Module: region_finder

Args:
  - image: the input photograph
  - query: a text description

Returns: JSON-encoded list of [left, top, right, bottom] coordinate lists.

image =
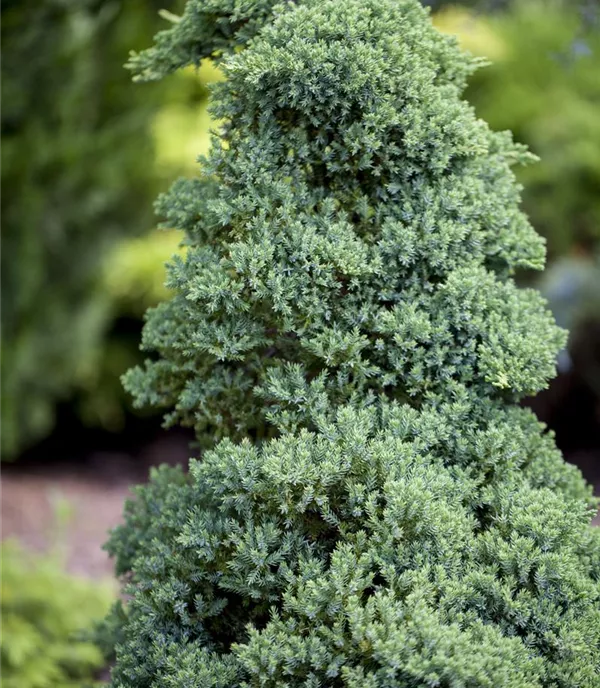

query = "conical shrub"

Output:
[[107, 1, 600, 685]]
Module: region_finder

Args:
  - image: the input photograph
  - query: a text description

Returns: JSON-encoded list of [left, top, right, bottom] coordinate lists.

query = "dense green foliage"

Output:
[[109, 403, 600, 686], [124, 0, 562, 445], [108, 0, 600, 685], [0, 0, 176, 458], [1, 541, 113, 688]]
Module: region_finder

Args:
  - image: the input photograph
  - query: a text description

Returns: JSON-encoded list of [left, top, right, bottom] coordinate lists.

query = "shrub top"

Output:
[[125, 0, 564, 447]]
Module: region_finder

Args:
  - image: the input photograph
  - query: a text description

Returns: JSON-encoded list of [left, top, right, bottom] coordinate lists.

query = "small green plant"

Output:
[[106, 0, 600, 685], [1, 541, 113, 688]]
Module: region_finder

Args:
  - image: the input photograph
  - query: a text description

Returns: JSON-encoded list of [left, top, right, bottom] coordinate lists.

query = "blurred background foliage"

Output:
[[0, 495, 114, 688], [79, 60, 221, 437], [1, 0, 165, 458], [1, 542, 111, 688], [1, 0, 598, 461], [0, 1, 217, 459]]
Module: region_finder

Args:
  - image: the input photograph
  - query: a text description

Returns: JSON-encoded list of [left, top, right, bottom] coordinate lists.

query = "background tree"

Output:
[[1, 0, 178, 458]]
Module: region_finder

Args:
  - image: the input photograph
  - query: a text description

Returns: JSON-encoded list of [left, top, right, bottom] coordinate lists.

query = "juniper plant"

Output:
[[107, 1, 600, 685]]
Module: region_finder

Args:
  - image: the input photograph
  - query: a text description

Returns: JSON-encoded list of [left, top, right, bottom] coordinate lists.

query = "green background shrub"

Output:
[[0, 1, 222, 458], [1, 0, 164, 457], [82, 61, 222, 434], [1, 541, 113, 688]]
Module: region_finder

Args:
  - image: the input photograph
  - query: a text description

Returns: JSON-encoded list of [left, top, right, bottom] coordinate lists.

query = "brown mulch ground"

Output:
[[1, 431, 190, 579]]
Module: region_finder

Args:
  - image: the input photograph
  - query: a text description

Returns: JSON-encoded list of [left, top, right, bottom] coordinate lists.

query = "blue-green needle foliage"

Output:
[[109, 0, 600, 685], [108, 403, 600, 686], [125, 0, 563, 445]]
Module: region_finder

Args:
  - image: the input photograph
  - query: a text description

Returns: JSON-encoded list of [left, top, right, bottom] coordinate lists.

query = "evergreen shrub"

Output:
[[107, 0, 600, 685]]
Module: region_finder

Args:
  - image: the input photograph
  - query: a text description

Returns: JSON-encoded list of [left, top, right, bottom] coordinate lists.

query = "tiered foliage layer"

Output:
[[108, 1, 600, 685]]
